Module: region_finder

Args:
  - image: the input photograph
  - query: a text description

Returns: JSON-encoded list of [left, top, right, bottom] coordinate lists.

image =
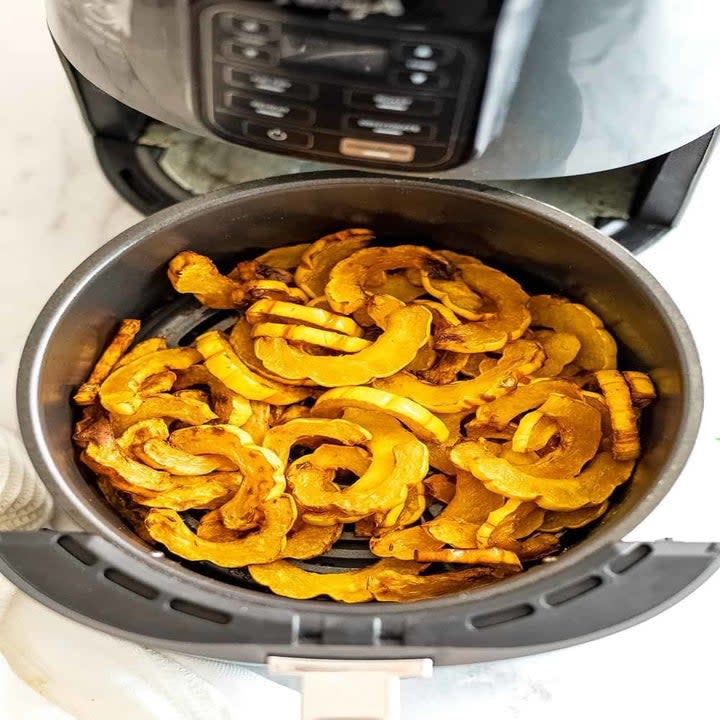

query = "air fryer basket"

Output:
[[3, 174, 718, 671]]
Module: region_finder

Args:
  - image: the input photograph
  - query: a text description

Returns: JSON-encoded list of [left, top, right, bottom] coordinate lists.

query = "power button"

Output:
[[243, 122, 313, 148]]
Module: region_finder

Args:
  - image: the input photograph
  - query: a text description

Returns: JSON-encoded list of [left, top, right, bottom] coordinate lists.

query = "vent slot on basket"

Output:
[[169, 598, 231, 625], [470, 603, 534, 629], [545, 575, 602, 606], [609, 544, 652, 575], [57, 535, 97, 566], [104, 568, 159, 600]]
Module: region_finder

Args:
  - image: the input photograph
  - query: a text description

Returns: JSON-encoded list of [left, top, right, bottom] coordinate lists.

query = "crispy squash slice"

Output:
[[467, 377, 583, 436], [423, 473, 456, 504], [532, 330, 582, 377], [374, 339, 544, 413], [594, 370, 642, 461], [254, 305, 433, 386], [540, 501, 609, 532], [255, 243, 311, 270], [114, 337, 168, 369], [133, 473, 240, 511], [295, 229, 375, 298], [451, 440, 634, 511], [312, 386, 450, 443], [434, 263, 531, 353], [133, 438, 228, 475], [414, 547, 522, 568], [282, 522, 343, 559], [167, 251, 240, 309], [263, 417, 371, 467], [251, 322, 371, 353], [74, 319, 142, 406], [623, 370, 656, 407], [369, 566, 503, 602], [108, 392, 218, 434], [528, 295, 617, 371], [145, 495, 296, 567], [288, 410, 428, 520], [99, 347, 202, 415], [511, 411, 558, 453], [326, 245, 452, 314], [245, 298, 363, 337], [197, 330, 312, 403], [248, 558, 423, 602]]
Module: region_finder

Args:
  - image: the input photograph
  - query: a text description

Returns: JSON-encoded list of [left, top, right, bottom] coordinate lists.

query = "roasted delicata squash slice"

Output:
[[251, 322, 372, 353], [326, 245, 452, 315], [145, 495, 297, 567], [467, 377, 583, 437], [132, 438, 229, 475], [228, 318, 317, 387], [594, 370, 642, 461], [540, 501, 609, 532], [374, 339, 544, 413], [167, 251, 241, 309], [433, 262, 531, 353], [623, 370, 656, 407], [451, 440, 635, 511], [99, 347, 202, 415], [113, 337, 168, 369], [197, 330, 313, 403], [532, 330, 582, 377], [368, 566, 504, 602], [295, 228, 375, 298], [372, 470, 504, 559], [108, 391, 218, 434], [281, 522, 343, 560], [366, 270, 426, 303], [414, 546, 522, 569], [255, 243, 311, 270], [248, 558, 423, 602], [173, 365, 252, 426], [312, 386, 450, 443], [420, 272, 490, 321], [245, 298, 363, 337], [288, 410, 428, 520], [528, 295, 617, 371], [510, 411, 558, 453], [423, 473, 456, 504], [74, 319, 142, 406], [169, 426, 285, 525], [133, 473, 241, 511], [254, 305, 432, 386], [263, 417, 371, 466]]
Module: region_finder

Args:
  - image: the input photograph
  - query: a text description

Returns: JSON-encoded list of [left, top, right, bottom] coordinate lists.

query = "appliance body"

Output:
[[4, 175, 718, 672], [47, 0, 720, 178]]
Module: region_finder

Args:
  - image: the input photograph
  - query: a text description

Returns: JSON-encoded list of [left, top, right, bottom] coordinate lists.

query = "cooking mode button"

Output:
[[344, 115, 435, 140], [346, 90, 441, 116], [398, 43, 455, 64], [224, 91, 314, 125], [224, 67, 317, 100], [244, 122, 313, 149], [223, 41, 276, 64]]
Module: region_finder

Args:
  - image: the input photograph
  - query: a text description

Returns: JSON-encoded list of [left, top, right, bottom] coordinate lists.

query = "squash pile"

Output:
[[72, 229, 655, 602]]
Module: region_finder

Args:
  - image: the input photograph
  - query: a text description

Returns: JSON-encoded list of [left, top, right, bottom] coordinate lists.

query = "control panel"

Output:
[[197, 3, 487, 171]]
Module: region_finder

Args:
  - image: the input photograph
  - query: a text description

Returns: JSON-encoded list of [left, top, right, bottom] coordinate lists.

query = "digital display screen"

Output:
[[279, 33, 388, 76]]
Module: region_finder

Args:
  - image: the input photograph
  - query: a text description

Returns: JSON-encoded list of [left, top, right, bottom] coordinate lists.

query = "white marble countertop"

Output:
[[2, 3, 720, 719]]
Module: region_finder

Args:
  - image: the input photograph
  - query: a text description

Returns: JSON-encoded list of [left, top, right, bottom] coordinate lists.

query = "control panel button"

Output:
[[399, 43, 454, 64], [390, 70, 448, 89], [224, 91, 314, 125], [224, 67, 317, 100], [344, 115, 435, 140], [231, 17, 272, 35], [244, 122, 313, 149], [346, 90, 441, 116], [339, 138, 415, 163], [223, 41, 276, 64]]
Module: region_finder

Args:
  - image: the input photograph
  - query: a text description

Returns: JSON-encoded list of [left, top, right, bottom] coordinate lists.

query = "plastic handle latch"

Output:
[[268, 657, 432, 720]]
